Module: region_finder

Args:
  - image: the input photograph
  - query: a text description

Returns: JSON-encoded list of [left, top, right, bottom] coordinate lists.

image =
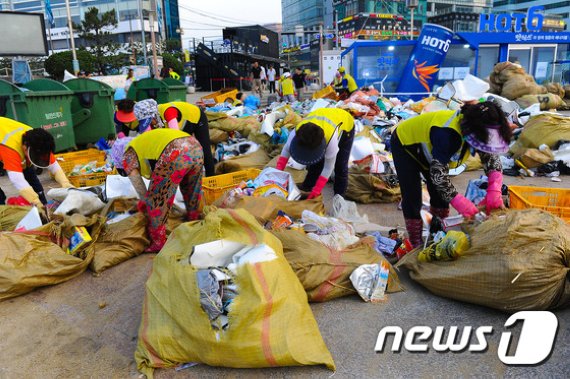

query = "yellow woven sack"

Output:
[[135, 208, 335, 377]]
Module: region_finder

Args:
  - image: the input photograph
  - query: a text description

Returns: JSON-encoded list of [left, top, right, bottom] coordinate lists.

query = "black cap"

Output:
[[289, 136, 326, 165]]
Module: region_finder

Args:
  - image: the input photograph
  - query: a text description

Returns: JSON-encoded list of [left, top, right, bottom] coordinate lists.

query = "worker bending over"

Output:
[[123, 129, 204, 253], [0, 117, 73, 207], [333, 66, 358, 98], [276, 108, 355, 199], [392, 102, 511, 247]]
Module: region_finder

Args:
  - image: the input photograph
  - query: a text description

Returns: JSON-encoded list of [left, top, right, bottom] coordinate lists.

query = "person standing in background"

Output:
[[292, 67, 305, 101], [279, 72, 296, 103], [251, 61, 263, 98], [260, 65, 267, 92], [124, 69, 135, 93], [267, 64, 277, 94]]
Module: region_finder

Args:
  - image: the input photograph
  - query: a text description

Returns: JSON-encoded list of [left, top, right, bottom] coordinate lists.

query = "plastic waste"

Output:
[[349, 262, 390, 302]]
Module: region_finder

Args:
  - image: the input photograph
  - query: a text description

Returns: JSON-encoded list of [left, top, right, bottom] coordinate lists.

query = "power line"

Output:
[[178, 4, 261, 25]]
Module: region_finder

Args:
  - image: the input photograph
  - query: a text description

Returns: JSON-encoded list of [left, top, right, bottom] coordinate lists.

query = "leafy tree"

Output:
[[162, 52, 183, 77], [44, 50, 96, 80], [164, 38, 182, 53], [74, 7, 118, 74]]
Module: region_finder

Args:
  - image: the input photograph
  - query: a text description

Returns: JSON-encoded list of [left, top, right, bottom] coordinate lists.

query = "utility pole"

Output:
[[319, 23, 324, 88], [138, 0, 147, 65], [64, 0, 79, 75], [149, 4, 159, 78], [334, 9, 339, 50], [128, 14, 136, 63]]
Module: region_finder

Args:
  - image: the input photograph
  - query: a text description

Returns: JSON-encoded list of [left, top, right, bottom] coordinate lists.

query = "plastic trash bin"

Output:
[[0, 78, 75, 152], [65, 78, 116, 146], [127, 78, 187, 104], [162, 78, 187, 102]]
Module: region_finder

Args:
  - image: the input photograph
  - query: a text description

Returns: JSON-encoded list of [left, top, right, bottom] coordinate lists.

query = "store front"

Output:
[[341, 6, 570, 94]]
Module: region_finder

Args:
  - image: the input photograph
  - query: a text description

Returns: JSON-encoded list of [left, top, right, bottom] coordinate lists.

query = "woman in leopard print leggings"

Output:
[[123, 129, 204, 253]]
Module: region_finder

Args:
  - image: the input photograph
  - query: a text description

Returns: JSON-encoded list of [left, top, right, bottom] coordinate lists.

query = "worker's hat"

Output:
[[338, 66, 346, 73]]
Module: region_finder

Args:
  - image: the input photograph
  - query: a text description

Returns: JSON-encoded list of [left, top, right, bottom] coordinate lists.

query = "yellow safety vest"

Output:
[[169, 71, 181, 80], [0, 117, 32, 164], [296, 108, 354, 143], [396, 110, 471, 169], [127, 128, 190, 178], [281, 78, 295, 95], [343, 73, 358, 93], [158, 102, 202, 129]]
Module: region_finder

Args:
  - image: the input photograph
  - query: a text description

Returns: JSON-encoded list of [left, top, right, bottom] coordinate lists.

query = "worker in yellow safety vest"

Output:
[[333, 66, 358, 98], [275, 108, 355, 199], [169, 68, 181, 80], [126, 99, 214, 177], [0, 117, 73, 208], [156, 101, 215, 177], [279, 72, 296, 103], [391, 102, 511, 248], [123, 128, 204, 252]]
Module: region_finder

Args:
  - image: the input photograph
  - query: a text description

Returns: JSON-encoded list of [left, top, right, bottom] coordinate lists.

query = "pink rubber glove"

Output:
[[276, 156, 289, 171], [308, 176, 328, 200], [479, 171, 504, 215], [117, 132, 126, 139], [450, 194, 479, 218]]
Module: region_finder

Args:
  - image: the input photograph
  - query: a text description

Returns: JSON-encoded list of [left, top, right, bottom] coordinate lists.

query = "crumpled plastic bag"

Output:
[[50, 189, 106, 216]]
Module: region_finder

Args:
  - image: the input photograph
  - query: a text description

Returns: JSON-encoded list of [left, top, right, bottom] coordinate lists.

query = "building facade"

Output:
[[427, 0, 493, 32], [333, 0, 427, 40], [0, 0, 180, 51], [493, 1, 569, 31]]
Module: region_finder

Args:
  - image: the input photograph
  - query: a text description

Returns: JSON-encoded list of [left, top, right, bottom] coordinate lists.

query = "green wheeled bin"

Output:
[[0, 78, 76, 152], [65, 78, 116, 146], [127, 78, 187, 104], [162, 78, 187, 102], [127, 78, 169, 104]]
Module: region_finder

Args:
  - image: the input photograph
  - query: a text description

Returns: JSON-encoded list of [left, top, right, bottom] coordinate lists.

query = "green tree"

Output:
[[164, 38, 182, 53], [44, 50, 97, 80], [162, 52, 183, 77], [74, 7, 118, 74]]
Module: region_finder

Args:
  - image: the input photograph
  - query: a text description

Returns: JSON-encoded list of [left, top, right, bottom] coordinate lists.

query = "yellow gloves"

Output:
[[19, 186, 42, 206], [53, 168, 74, 188]]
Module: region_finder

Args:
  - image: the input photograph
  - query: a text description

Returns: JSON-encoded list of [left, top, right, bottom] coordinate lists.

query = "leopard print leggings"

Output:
[[124, 137, 204, 229]]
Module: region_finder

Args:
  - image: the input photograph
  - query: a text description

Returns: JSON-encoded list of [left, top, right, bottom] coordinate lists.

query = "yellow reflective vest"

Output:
[[127, 128, 190, 178], [396, 110, 470, 169], [280, 77, 295, 95], [0, 117, 32, 163], [158, 102, 202, 129], [343, 73, 358, 93], [296, 108, 354, 142]]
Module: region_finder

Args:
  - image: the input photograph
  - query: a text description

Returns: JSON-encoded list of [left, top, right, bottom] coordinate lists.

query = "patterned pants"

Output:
[[125, 137, 204, 229]]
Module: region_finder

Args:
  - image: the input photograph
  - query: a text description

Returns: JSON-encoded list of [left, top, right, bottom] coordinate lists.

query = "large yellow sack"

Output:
[[209, 128, 229, 144], [206, 112, 261, 137], [501, 75, 545, 99], [545, 82, 565, 98], [273, 230, 403, 302], [398, 209, 570, 312], [345, 172, 401, 204], [230, 195, 325, 221], [0, 205, 33, 231], [515, 93, 565, 110], [510, 113, 570, 157], [215, 149, 271, 174], [89, 213, 149, 274], [135, 208, 335, 376], [0, 214, 105, 301]]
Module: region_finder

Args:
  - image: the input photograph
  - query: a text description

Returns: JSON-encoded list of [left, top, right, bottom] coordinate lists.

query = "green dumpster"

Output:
[[65, 78, 116, 146], [162, 78, 187, 102], [127, 78, 187, 104], [0, 79, 76, 152]]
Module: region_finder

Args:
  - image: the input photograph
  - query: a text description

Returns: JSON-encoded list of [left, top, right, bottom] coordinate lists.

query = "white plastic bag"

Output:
[[54, 190, 106, 216], [14, 206, 43, 231]]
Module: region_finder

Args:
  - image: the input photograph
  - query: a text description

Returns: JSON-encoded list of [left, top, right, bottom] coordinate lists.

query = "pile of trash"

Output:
[[488, 61, 566, 110]]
